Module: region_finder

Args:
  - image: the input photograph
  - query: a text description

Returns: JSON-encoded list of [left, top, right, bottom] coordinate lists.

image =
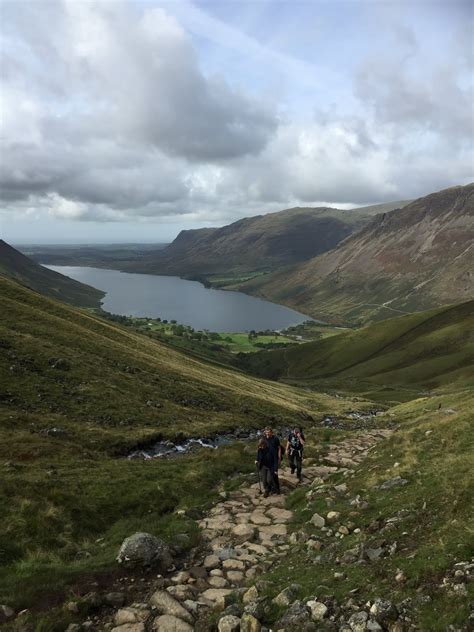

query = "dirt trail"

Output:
[[101, 428, 393, 631]]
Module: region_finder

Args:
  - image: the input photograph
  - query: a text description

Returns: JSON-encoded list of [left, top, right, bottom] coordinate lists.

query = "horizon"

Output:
[[1, 0, 473, 243]]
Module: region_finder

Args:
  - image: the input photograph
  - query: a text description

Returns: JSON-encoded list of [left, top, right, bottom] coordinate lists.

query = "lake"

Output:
[[46, 266, 310, 332]]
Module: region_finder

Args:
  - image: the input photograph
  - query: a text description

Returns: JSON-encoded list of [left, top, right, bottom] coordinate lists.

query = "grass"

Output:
[[256, 390, 474, 630], [0, 275, 362, 625], [239, 300, 474, 402]]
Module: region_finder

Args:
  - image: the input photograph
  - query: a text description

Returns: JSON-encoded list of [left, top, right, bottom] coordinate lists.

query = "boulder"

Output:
[[218, 614, 241, 632], [348, 611, 368, 632], [203, 554, 221, 569], [232, 524, 256, 543], [272, 583, 301, 607], [277, 600, 311, 629], [152, 615, 193, 631], [310, 513, 326, 528], [149, 590, 193, 624], [243, 586, 259, 604], [240, 613, 261, 632], [117, 533, 172, 570], [369, 599, 398, 624], [112, 625, 145, 632], [307, 600, 328, 620], [326, 511, 341, 523]]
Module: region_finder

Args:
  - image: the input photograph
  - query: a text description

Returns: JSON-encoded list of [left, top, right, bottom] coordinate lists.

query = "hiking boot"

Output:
[[263, 490, 269, 498], [290, 468, 295, 475]]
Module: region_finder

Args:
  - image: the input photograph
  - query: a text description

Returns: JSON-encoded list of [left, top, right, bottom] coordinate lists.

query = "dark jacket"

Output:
[[256, 447, 271, 470], [266, 435, 281, 472]]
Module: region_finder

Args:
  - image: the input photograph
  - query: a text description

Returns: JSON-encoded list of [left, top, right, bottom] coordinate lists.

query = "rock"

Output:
[[395, 569, 406, 583], [189, 565, 208, 579], [227, 570, 245, 584], [334, 483, 348, 493], [218, 615, 241, 632], [272, 583, 301, 607], [326, 511, 341, 523], [209, 576, 229, 588], [369, 599, 398, 624], [364, 547, 384, 562], [240, 613, 261, 632], [117, 533, 172, 570], [232, 524, 256, 543], [203, 554, 221, 569], [379, 477, 408, 490], [222, 559, 245, 571], [115, 609, 139, 626], [200, 588, 234, 609], [307, 600, 328, 620], [266, 507, 293, 522], [152, 615, 193, 631], [306, 539, 322, 552], [66, 626, 82, 632], [243, 586, 259, 604], [338, 526, 350, 535], [310, 513, 326, 527], [112, 625, 145, 632], [277, 600, 311, 628], [105, 592, 126, 607], [149, 590, 193, 624], [367, 621, 383, 631], [348, 611, 369, 632]]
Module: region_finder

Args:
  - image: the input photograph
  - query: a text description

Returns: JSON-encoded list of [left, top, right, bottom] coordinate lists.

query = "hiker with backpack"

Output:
[[286, 426, 305, 481], [255, 438, 273, 497], [263, 426, 282, 494]]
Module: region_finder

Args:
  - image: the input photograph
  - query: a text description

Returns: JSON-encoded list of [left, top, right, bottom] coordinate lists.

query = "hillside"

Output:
[[119, 201, 410, 279], [239, 300, 474, 401], [0, 239, 104, 308], [0, 276, 354, 620], [240, 184, 474, 324]]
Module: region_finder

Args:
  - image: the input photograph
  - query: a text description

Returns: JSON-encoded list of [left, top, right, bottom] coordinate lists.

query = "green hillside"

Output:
[[239, 301, 474, 401], [0, 276, 353, 619], [0, 239, 104, 308]]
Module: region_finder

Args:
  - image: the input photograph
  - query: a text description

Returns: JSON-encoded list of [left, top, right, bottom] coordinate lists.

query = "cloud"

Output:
[[0, 0, 472, 231], [0, 0, 277, 208]]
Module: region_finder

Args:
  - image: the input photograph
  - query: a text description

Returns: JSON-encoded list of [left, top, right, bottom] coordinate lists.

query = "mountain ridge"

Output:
[[0, 239, 104, 308], [238, 183, 474, 324]]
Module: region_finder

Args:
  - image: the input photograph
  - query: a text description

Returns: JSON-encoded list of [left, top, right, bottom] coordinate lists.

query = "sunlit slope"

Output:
[[0, 239, 104, 308], [240, 301, 474, 392], [0, 276, 346, 449]]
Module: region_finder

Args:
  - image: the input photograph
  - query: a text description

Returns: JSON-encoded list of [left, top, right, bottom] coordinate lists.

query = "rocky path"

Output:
[[89, 429, 393, 632]]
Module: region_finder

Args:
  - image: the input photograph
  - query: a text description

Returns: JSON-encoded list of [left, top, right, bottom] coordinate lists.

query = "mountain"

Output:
[[0, 239, 104, 308], [240, 184, 474, 323], [120, 201, 410, 278], [238, 300, 474, 402]]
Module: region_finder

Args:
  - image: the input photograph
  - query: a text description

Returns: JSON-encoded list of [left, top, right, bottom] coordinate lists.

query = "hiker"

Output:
[[255, 438, 273, 497], [263, 426, 282, 494], [286, 426, 305, 481]]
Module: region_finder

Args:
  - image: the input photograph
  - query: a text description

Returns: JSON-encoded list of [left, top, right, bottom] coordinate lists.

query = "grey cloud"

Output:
[[0, 1, 277, 209]]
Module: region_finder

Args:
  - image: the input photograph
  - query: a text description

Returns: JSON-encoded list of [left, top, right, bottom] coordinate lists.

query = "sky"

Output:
[[0, 0, 473, 244]]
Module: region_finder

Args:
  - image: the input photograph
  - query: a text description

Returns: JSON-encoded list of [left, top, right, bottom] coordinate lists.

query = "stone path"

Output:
[[103, 429, 392, 632]]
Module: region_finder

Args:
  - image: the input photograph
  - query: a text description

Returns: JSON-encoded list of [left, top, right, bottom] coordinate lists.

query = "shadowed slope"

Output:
[[0, 239, 104, 307]]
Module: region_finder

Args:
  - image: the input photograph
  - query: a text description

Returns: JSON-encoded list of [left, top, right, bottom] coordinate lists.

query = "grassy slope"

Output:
[[0, 241, 104, 308], [239, 301, 474, 401], [263, 390, 474, 631], [239, 184, 474, 324], [0, 276, 358, 617]]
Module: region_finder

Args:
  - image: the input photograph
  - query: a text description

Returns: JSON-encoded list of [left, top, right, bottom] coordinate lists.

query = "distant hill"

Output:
[[0, 239, 104, 308], [240, 184, 474, 324], [120, 201, 410, 277], [239, 300, 474, 401]]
